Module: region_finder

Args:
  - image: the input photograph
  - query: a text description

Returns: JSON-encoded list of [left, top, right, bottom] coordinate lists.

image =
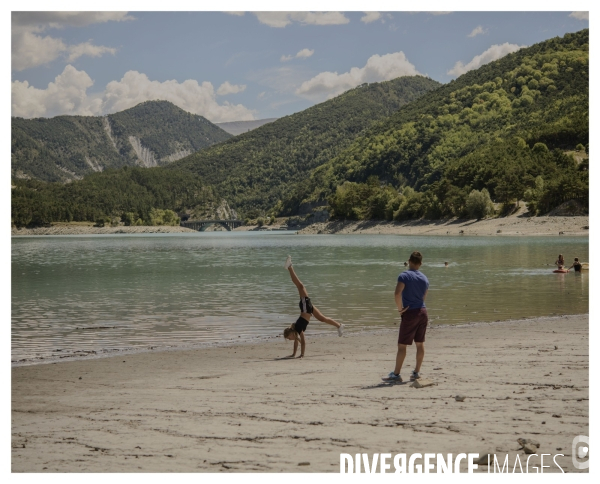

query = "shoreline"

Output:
[[297, 214, 589, 237], [11, 208, 589, 237], [12, 313, 589, 472], [11, 313, 588, 369]]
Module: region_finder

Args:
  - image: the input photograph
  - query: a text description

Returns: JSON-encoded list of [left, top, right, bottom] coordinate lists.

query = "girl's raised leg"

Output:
[[288, 266, 309, 298], [312, 306, 341, 329]]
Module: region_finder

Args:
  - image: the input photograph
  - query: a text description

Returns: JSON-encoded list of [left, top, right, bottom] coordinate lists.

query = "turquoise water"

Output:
[[11, 233, 588, 363]]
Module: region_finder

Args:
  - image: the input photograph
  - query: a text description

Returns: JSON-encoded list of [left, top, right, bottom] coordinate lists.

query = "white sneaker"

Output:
[[337, 323, 344, 337], [284, 255, 293, 269]]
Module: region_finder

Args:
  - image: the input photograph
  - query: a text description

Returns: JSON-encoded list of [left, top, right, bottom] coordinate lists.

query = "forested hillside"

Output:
[[11, 167, 218, 227], [301, 30, 588, 220], [11, 101, 231, 182], [169, 76, 441, 215]]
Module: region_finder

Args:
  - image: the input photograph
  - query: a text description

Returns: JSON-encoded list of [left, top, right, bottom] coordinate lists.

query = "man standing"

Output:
[[383, 251, 429, 382]]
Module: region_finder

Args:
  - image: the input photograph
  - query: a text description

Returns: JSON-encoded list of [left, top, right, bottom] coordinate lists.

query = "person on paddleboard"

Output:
[[282, 256, 344, 358]]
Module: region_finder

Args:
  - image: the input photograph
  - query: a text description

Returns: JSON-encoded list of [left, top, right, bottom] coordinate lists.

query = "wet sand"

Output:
[[12, 315, 588, 473]]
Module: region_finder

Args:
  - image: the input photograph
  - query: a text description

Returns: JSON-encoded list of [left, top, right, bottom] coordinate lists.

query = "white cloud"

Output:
[[67, 42, 117, 62], [361, 12, 381, 24], [281, 48, 315, 62], [224, 11, 245, 17], [296, 51, 421, 101], [468, 26, 486, 38], [569, 11, 589, 21], [12, 65, 255, 122], [216, 81, 247, 95], [296, 48, 314, 59], [11, 12, 131, 71], [257, 91, 266, 100], [430, 11, 453, 15], [12, 65, 100, 118], [447, 42, 524, 77], [11, 30, 67, 71], [253, 12, 349, 28]]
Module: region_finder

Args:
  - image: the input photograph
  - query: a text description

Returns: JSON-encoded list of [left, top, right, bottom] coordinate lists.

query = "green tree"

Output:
[[466, 189, 495, 219]]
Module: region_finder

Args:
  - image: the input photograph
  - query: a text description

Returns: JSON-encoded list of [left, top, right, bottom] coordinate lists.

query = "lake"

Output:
[[11, 232, 588, 364]]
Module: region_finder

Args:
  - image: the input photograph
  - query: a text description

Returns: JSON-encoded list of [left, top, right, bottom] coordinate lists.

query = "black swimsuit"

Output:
[[294, 316, 309, 334], [294, 297, 313, 334], [299, 296, 314, 314]]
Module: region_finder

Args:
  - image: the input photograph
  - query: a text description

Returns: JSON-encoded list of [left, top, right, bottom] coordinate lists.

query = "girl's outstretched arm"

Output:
[[289, 338, 299, 358], [298, 332, 306, 358]]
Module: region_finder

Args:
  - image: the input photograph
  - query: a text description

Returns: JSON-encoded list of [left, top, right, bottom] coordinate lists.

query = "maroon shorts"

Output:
[[398, 308, 428, 345]]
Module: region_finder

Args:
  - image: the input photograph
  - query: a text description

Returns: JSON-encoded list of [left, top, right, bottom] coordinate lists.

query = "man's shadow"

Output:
[[360, 381, 410, 390]]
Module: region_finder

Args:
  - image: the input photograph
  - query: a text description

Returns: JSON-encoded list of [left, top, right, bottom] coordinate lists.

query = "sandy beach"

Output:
[[297, 213, 589, 237], [12, 314, 588, 473]]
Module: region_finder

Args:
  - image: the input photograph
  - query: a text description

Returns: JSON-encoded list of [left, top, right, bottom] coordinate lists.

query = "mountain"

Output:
[[12, 27, 589, 228], [11, 101, 231, 182], [216, 118, 278, 136], [11, 76, 440, 227], [169, 76, 442, 215], [302, 29, 589, 219]]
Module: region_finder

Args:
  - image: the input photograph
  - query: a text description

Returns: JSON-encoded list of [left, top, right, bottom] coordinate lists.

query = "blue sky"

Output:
[[11, 11, 589, 122]]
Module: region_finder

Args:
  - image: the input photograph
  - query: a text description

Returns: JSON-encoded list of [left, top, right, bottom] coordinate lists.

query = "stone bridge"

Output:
[[180, 219, 243, 232]]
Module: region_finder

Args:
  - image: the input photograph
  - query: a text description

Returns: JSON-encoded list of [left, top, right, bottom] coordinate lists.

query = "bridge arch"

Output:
[[180, 220, 243, 232]]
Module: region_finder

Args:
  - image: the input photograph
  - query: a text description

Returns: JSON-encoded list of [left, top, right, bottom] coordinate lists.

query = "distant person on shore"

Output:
[[383, 251, 429, 382], [282, 256, 344, 358], [555, 254, 565, 269], [568, 257, 582, 272]]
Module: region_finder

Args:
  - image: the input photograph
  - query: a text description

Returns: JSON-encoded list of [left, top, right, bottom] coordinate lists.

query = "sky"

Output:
[[11, 10, 590, 123]]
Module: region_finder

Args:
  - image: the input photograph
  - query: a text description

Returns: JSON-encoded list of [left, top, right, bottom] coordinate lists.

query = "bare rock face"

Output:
[[190, 199, 238, 221], [215, 200, 238, 220], [161, 149, 192, 163], [129, 136, 159, 167], [455, 394, 466, 402], [103, 117, 119, 151]]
